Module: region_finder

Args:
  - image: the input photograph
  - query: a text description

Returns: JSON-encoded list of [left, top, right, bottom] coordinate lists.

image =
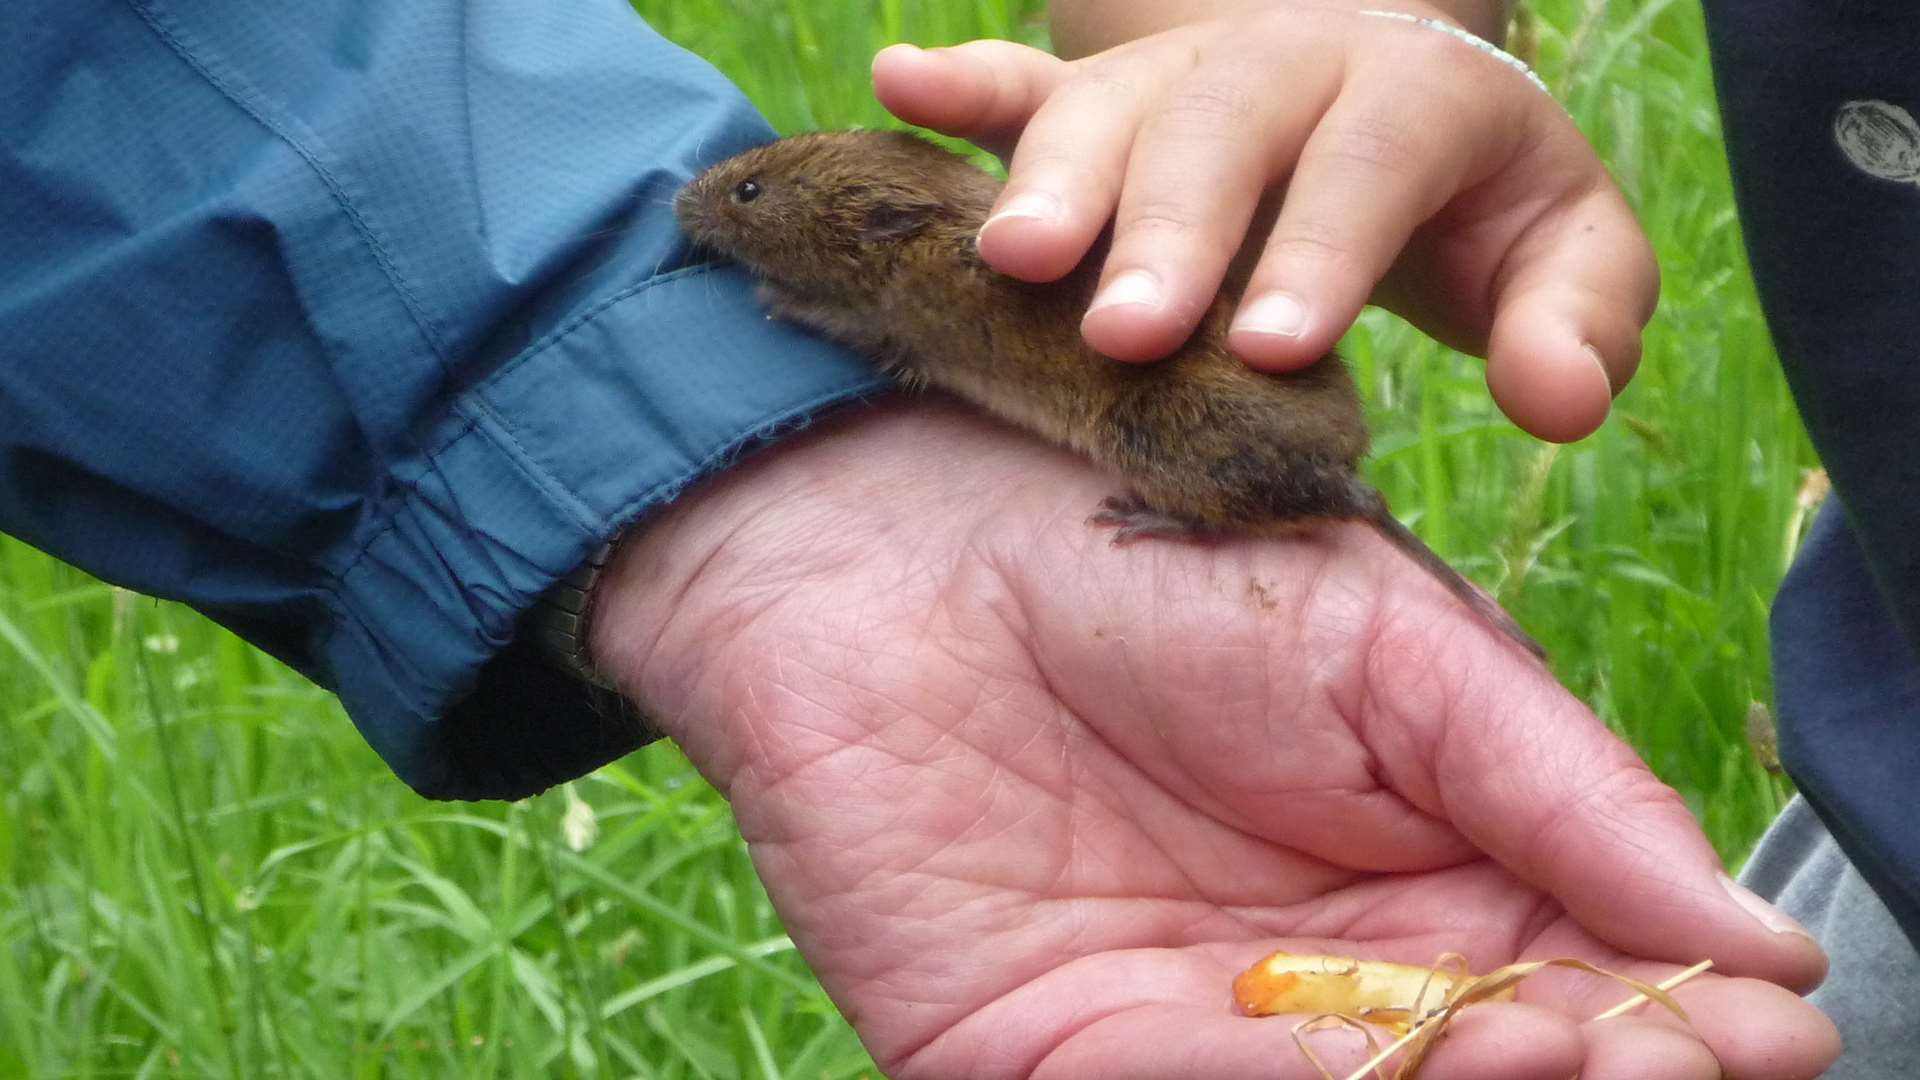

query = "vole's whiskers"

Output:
[[551, 191, 685, 246]]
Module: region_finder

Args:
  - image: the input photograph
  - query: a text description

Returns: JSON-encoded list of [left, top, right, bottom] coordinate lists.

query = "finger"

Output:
[[875, 39, 1135, 283], [872, 41, 1068, 158], [1655, 977, 1841, 1079], [1381, 622, 1829, 992], [910, 943, 1580, 1079], [1517, 941, 1840, 1080], [1227, 78, 1507, 371], [1033, 1000, 1583, 1080], [1080, 49, 1341, 361], [1575, 1018, 1723, 1080], [973, 42, 1199, 284], [1485, 182, 1659, 442], [1576, 979, 1840, 1080]]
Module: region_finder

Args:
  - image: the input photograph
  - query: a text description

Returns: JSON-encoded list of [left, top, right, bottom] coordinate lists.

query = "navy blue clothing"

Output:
[[0, 1, 884, 799], [1702, 2, 1920, 943]]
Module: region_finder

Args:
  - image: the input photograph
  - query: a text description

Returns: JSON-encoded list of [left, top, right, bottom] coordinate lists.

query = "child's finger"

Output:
[[1483, 183, 1658, 442], [972, 41, 1210, 285], [1076, 52, 1341, 361], [871, 41, 1067, 158], [1226, 81, 1512, 370], [876, 39, 1135, 283]]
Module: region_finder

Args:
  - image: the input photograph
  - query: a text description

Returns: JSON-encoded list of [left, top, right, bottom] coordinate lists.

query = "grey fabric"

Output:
[[1741, 797, 1920, 1075]]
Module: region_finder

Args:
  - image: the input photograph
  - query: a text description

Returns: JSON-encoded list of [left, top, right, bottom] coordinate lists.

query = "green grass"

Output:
[[1, 1, 1812, 1075]]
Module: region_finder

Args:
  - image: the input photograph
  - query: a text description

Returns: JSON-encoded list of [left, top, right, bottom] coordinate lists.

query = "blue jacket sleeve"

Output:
[[0, 0, 887, 799]]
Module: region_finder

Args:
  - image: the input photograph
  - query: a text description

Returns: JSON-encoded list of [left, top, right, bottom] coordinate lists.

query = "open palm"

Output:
[[597, 401, 1835, 1079]]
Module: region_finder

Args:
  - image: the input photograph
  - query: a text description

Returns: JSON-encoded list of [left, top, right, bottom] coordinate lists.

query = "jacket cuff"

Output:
[[327, 263, 887, 799]]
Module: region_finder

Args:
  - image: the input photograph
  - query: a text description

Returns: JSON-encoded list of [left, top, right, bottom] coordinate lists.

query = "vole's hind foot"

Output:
[[1088, 496, 1208, 546]]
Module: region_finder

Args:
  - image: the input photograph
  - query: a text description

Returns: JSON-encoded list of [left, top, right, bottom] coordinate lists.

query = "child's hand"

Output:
[[871, 3, 1657, 443]]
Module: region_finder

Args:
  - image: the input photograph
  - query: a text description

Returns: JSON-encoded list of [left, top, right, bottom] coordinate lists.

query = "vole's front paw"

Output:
[[753, 283, 802, 322]]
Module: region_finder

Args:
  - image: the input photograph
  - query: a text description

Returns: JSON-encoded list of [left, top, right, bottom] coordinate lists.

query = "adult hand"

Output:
[[872, 2, 1657, 443], [591, 402, 1834, 1079]]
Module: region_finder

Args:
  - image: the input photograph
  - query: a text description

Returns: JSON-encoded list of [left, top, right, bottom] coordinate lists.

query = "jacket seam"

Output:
[[449, 260, 728, 444], [437, 260, 745, 528], [122, 0, 452, 367]]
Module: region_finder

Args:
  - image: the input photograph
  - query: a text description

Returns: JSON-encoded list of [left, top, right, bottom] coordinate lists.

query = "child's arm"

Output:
[[873, 1, 1650, 443], [1052, 0, 1514, 55]]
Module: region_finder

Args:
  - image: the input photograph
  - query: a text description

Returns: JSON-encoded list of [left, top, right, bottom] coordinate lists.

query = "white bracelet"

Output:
[[1356, 9, 1551, 97]]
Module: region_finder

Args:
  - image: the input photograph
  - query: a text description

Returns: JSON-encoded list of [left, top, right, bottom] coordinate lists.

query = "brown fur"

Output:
[[676, 130, 1541, 658]]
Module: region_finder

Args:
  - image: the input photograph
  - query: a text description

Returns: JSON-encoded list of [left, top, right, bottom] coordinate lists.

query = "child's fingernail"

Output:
[[1087, 269, 1164, 313], [1582, 343, 1617, 396], [979, 191, 1062, 236], [1233, 291, 1309, 339], [1719, 873, 1816, 939]]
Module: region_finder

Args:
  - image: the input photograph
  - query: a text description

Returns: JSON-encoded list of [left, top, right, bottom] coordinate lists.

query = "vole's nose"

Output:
[[671, 184, 698, 225], [672, 186, 719, 246]]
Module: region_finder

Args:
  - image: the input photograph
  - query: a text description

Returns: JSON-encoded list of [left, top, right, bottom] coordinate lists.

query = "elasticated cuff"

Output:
[[325, 262, 886, 799]]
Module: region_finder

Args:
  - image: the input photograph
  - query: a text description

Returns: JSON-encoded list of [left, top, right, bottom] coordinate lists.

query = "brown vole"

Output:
[[675, 130, 1542, 660]]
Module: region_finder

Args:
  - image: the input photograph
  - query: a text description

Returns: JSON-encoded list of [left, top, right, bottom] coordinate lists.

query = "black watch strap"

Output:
[[527, 541, 618, 689]]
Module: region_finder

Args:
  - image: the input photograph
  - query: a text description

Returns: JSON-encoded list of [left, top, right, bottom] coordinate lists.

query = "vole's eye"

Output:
[[732, 179, 762, 204]]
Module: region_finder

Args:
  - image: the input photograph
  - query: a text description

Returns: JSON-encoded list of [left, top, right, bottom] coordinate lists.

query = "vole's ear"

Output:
[[860, 201, 940, 244]]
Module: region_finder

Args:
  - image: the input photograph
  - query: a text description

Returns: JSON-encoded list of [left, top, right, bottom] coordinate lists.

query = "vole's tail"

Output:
[[1351, 485, 1548, 663]]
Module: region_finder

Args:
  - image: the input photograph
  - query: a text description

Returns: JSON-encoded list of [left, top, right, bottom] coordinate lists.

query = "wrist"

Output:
[[585, 399, 931, 765], [1420, 0, 1513, 40], [584, 397, 1090, 784], [583, 454, 772, 758]]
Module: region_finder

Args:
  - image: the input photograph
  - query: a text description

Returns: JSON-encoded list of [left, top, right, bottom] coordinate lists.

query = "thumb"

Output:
[[1412, 634, 1827, 991], [872, 40, 1071, 159], [1481, 180, 1657, 443]]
